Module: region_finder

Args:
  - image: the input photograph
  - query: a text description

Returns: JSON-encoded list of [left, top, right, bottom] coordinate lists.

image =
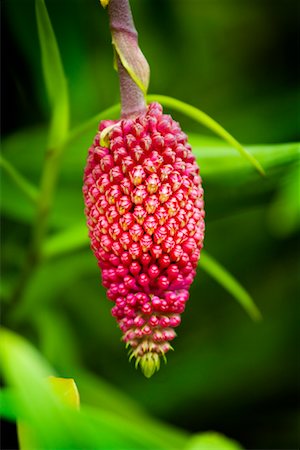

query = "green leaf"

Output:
[[0, 329, 66, 449], [199, 251, 262, 321], [0, 388, 19, 421], [184, 432, 243, 450], [9, 252, 97, 324], [0, 329, 188, 450], [35, 0, 69, 148], [189, 136, 299, 179], [267, 162, 300, 237], [31, 310, 189, 449], [147, 95, 265, 176], [43, 223, 88, 259], [0, 156, 39, 204], [47, 377, 80, 410]]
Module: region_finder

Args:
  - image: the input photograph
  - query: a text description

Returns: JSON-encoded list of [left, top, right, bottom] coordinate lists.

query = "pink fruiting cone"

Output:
[[83, 102, 205, 377]]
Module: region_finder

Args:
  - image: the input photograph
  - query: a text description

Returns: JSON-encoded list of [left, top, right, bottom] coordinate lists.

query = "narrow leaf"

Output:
[[184, 432, 243, 450], [43, 223, 89, 259], [199, 251, 262, 321], [147, 95, 265, 176], [0, 156, 39, 203], [35, 0, 69, 148]]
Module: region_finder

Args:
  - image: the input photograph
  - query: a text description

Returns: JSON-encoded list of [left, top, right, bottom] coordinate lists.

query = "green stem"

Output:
[[0, 156, 39, 204], [31, 146, 64, 256], [8, 144, 65, 322]]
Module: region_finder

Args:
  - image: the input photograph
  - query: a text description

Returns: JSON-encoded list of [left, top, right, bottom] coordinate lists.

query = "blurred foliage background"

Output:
[[1, 0, 299, 449]]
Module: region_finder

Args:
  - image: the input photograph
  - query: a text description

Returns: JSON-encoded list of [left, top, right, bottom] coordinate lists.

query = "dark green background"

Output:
[[2, 0, 299, 449]]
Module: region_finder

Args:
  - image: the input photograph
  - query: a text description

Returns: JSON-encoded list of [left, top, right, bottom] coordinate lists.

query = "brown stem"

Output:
[[108, 0, 148, 118], [116, 57, 146, 118]]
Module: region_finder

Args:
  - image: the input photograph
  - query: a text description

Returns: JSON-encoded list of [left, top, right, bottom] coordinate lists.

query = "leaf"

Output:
[[0, 329, 188, 450], [17, 377, 79, 450], [31, 309, 189, 449], [199, 251, 262, 321], [0, 388, 19, 421], [147, 95, 265, 176], [43, 223, 89, 259], [35, 0, 69, 148], [9, 252, 97, 324], [267, 162, 300, 237], [189, 136, 299, 179], [184, 432, 243, 450], [47, 377, 80, 410], [0, 156, 38, 204], [0, 328, 66, 449]]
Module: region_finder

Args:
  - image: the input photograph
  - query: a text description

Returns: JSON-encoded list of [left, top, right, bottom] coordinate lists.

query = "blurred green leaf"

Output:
[[147, 95, 265, 176], [184, 432, 243, 450], [0, 328, 70, 449], [43, 222, 88, 259], [0, 329, 189, 449], [35, 0, 69, 148], [199, 251, 262, 321], [0, 388, 18, 421], [268, 162, 300, 237], [0, 156, 38, 204], [17, 377, 79, 450], [189, 136, 299, 179], [32, 309, 189, 448], [9, 251, 97, 324]]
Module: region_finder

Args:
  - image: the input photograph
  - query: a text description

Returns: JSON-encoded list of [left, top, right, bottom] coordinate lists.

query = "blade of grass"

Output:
[[199, 251, 262, 321], [35, 0, 69, 148], [147, 94, 265, 176], [0, 156, 39, 204]]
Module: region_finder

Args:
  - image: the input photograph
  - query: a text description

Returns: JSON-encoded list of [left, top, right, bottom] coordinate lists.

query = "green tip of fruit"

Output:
[[139, 352, 161, 378]]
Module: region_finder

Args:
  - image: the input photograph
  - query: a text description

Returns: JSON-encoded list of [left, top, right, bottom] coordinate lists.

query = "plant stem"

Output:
[[0, 156, 39, 204], [116, 57, 146, 118], [8, 144, 65, 322], [108, 0, 148, 118]]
